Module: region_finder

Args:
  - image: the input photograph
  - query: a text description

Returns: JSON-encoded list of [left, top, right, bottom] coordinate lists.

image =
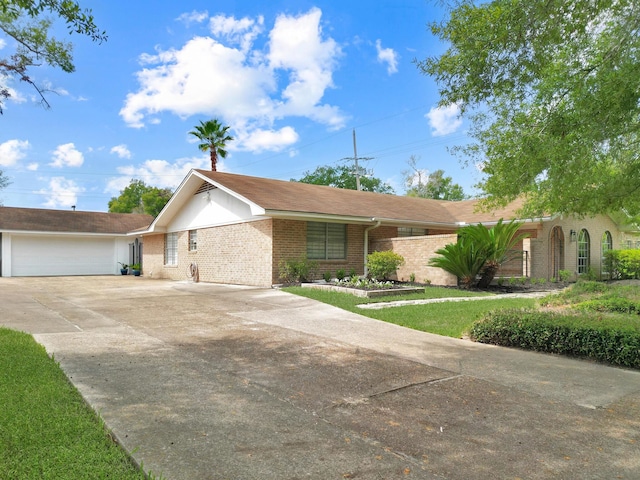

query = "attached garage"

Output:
[[0, 207, 153, 278]]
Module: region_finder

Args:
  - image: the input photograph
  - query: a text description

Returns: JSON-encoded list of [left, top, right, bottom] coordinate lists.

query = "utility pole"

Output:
[[341, 129, 373, 190]]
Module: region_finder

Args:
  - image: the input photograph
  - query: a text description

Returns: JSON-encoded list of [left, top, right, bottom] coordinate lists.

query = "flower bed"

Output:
[[300, 281, 424, 298]]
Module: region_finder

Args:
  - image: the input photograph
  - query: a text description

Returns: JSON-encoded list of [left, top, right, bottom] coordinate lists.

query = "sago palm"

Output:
[[460, 219, 529, 288], [428, 236, 486, 288], [189, 119, 234, 171]]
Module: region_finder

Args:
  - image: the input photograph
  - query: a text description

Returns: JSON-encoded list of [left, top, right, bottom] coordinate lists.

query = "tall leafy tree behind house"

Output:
[[293, 165, 395, 194], [108, 179, 172, 217], [189, 119, 233, 171], [0, 169, 10, 204], [403, 156, 466, 200], [419, 0, 640, 219], [0, 0, 106, 113]]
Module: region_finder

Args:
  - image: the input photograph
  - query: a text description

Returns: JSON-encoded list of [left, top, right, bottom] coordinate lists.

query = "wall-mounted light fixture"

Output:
[[570, 229, 577, 242]]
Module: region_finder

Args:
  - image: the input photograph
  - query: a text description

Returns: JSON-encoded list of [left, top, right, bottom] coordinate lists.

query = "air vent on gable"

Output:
[[195, 182, 217, 196]]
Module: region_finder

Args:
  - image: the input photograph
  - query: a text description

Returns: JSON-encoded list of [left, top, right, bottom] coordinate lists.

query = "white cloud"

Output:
[[209, 14, 264, 52], [177, 10, 209, 26], [425, 103, 463, 136], [375, 39, 398, 75], [120, 8, 346, 148], [0, 38, 6, 49], [38, 177, 84, 208], [105, 156, 209, 194], [50, 143, 84, 168], [0, 139, 30, 166], [110, 144, 132, 159], [237, 126, 299, 153], [27, 163, 39, 171]]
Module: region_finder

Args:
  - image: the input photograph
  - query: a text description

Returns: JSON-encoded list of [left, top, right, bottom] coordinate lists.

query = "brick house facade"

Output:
[[138, 170, 640, 287]]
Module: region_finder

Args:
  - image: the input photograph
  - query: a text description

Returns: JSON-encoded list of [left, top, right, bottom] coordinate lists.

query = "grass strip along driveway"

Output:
[[283, 285, 537, 338], [0, 328, 151, 480]]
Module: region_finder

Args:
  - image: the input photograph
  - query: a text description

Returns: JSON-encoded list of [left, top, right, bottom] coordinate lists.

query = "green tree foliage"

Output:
[[189, 118, 233, 172], [429, 219, 528, 288], [0, 0, 106, 113], [0, 169, 10, 204], [108, 179, 172, 217], [403, 156, 466, 200], [419, 0, 640, 218], [293, 164, 395, 194]]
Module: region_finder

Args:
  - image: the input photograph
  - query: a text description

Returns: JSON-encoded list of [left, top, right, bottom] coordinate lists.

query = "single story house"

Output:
[[139, 169, 640, 286], [0, 207, 152, 277]]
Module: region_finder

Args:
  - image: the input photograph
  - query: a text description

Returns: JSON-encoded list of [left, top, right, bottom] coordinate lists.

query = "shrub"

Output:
[[577, 298, 640, 314], [323, 271, 332, 282], [278, 257, 319, 283], [349, 267, 357, 278], [605, 249, 640, 280], [367, 251, 405, 280], [558, 269, 572, 282], [470, 309, 640, 368], [409, 272, 416, 283], [336, 268, 346, 281]]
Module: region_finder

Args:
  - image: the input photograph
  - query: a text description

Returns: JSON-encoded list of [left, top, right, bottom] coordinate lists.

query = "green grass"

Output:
[[0, 327, 150, 480], [283, 286, 536, 338]]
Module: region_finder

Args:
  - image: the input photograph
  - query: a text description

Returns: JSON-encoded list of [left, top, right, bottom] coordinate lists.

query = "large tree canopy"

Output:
[[419, 0, 640, 218], [108, 179, 172, 217], [293, 164, 395, 194], [403, 156, 466, 200], [0, 0, 106, 112]]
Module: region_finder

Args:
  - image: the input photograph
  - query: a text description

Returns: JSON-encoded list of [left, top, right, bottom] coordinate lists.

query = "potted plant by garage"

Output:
[[118, 262, 129, 275], [131, 263, 141, 276]]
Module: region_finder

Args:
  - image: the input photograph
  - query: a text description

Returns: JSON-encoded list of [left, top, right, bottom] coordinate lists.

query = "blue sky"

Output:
[[0, 0, 479, 212]]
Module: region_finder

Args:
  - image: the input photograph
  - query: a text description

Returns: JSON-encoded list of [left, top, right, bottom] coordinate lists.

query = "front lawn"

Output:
[[284, 281, 640, 368], [0, 328, 153, 480], [283, 286, 535, 338]]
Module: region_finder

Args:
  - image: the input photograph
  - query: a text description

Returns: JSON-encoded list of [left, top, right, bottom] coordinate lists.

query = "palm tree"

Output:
[[459, 219, 530, 288], [429, 219, 529, 289], [189, 119, 233, 171], [428, 236, 486, 289]]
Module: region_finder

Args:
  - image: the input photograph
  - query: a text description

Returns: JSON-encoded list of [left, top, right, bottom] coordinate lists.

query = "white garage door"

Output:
[[11, 235, 116, 276]]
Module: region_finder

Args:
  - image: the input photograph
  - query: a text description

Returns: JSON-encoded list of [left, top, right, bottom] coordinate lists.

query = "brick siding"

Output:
[[143, 219, 273, 286], [371, 234, 458, 286]]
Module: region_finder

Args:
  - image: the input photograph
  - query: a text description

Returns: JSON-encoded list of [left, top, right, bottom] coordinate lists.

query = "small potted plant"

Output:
[[131, 263, 141, 276], [118, 262, 129, 275]]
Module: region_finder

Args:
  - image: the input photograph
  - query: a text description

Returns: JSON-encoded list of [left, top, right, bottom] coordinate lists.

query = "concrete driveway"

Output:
[[1, 276, 639, 479]]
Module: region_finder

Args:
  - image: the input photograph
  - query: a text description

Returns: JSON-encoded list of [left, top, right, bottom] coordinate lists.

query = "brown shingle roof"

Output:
[[0, 206, 153, 234], [196, 170, 529, 226], [198, 170, 455, 224]]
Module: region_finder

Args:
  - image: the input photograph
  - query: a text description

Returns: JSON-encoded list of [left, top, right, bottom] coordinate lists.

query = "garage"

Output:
[[0, 206, 153, 278], [10, 235, 118, 277]]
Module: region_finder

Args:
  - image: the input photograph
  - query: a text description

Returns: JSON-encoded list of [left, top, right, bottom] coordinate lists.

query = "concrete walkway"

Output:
[[1, 276, 639, 479]]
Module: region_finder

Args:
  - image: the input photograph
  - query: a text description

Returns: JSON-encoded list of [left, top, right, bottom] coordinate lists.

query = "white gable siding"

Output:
[[167, 190, 260, 232]]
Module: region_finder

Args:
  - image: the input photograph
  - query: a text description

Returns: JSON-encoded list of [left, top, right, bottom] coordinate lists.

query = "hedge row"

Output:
[[470, 309, 640, 368]]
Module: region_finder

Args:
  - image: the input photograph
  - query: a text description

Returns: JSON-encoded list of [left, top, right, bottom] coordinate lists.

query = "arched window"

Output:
[[578, 229, 590, 274], [601, 231, 613, 277]]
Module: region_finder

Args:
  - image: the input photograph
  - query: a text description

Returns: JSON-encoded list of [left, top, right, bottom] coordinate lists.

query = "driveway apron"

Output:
[[1, 277, 639, 480]]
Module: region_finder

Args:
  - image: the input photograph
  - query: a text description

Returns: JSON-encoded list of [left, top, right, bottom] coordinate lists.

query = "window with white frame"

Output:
[[189, 230, 197, 251], [165, 232, 178, 265], [307, 222, 346, 260], [577, 229, 590, 274]]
